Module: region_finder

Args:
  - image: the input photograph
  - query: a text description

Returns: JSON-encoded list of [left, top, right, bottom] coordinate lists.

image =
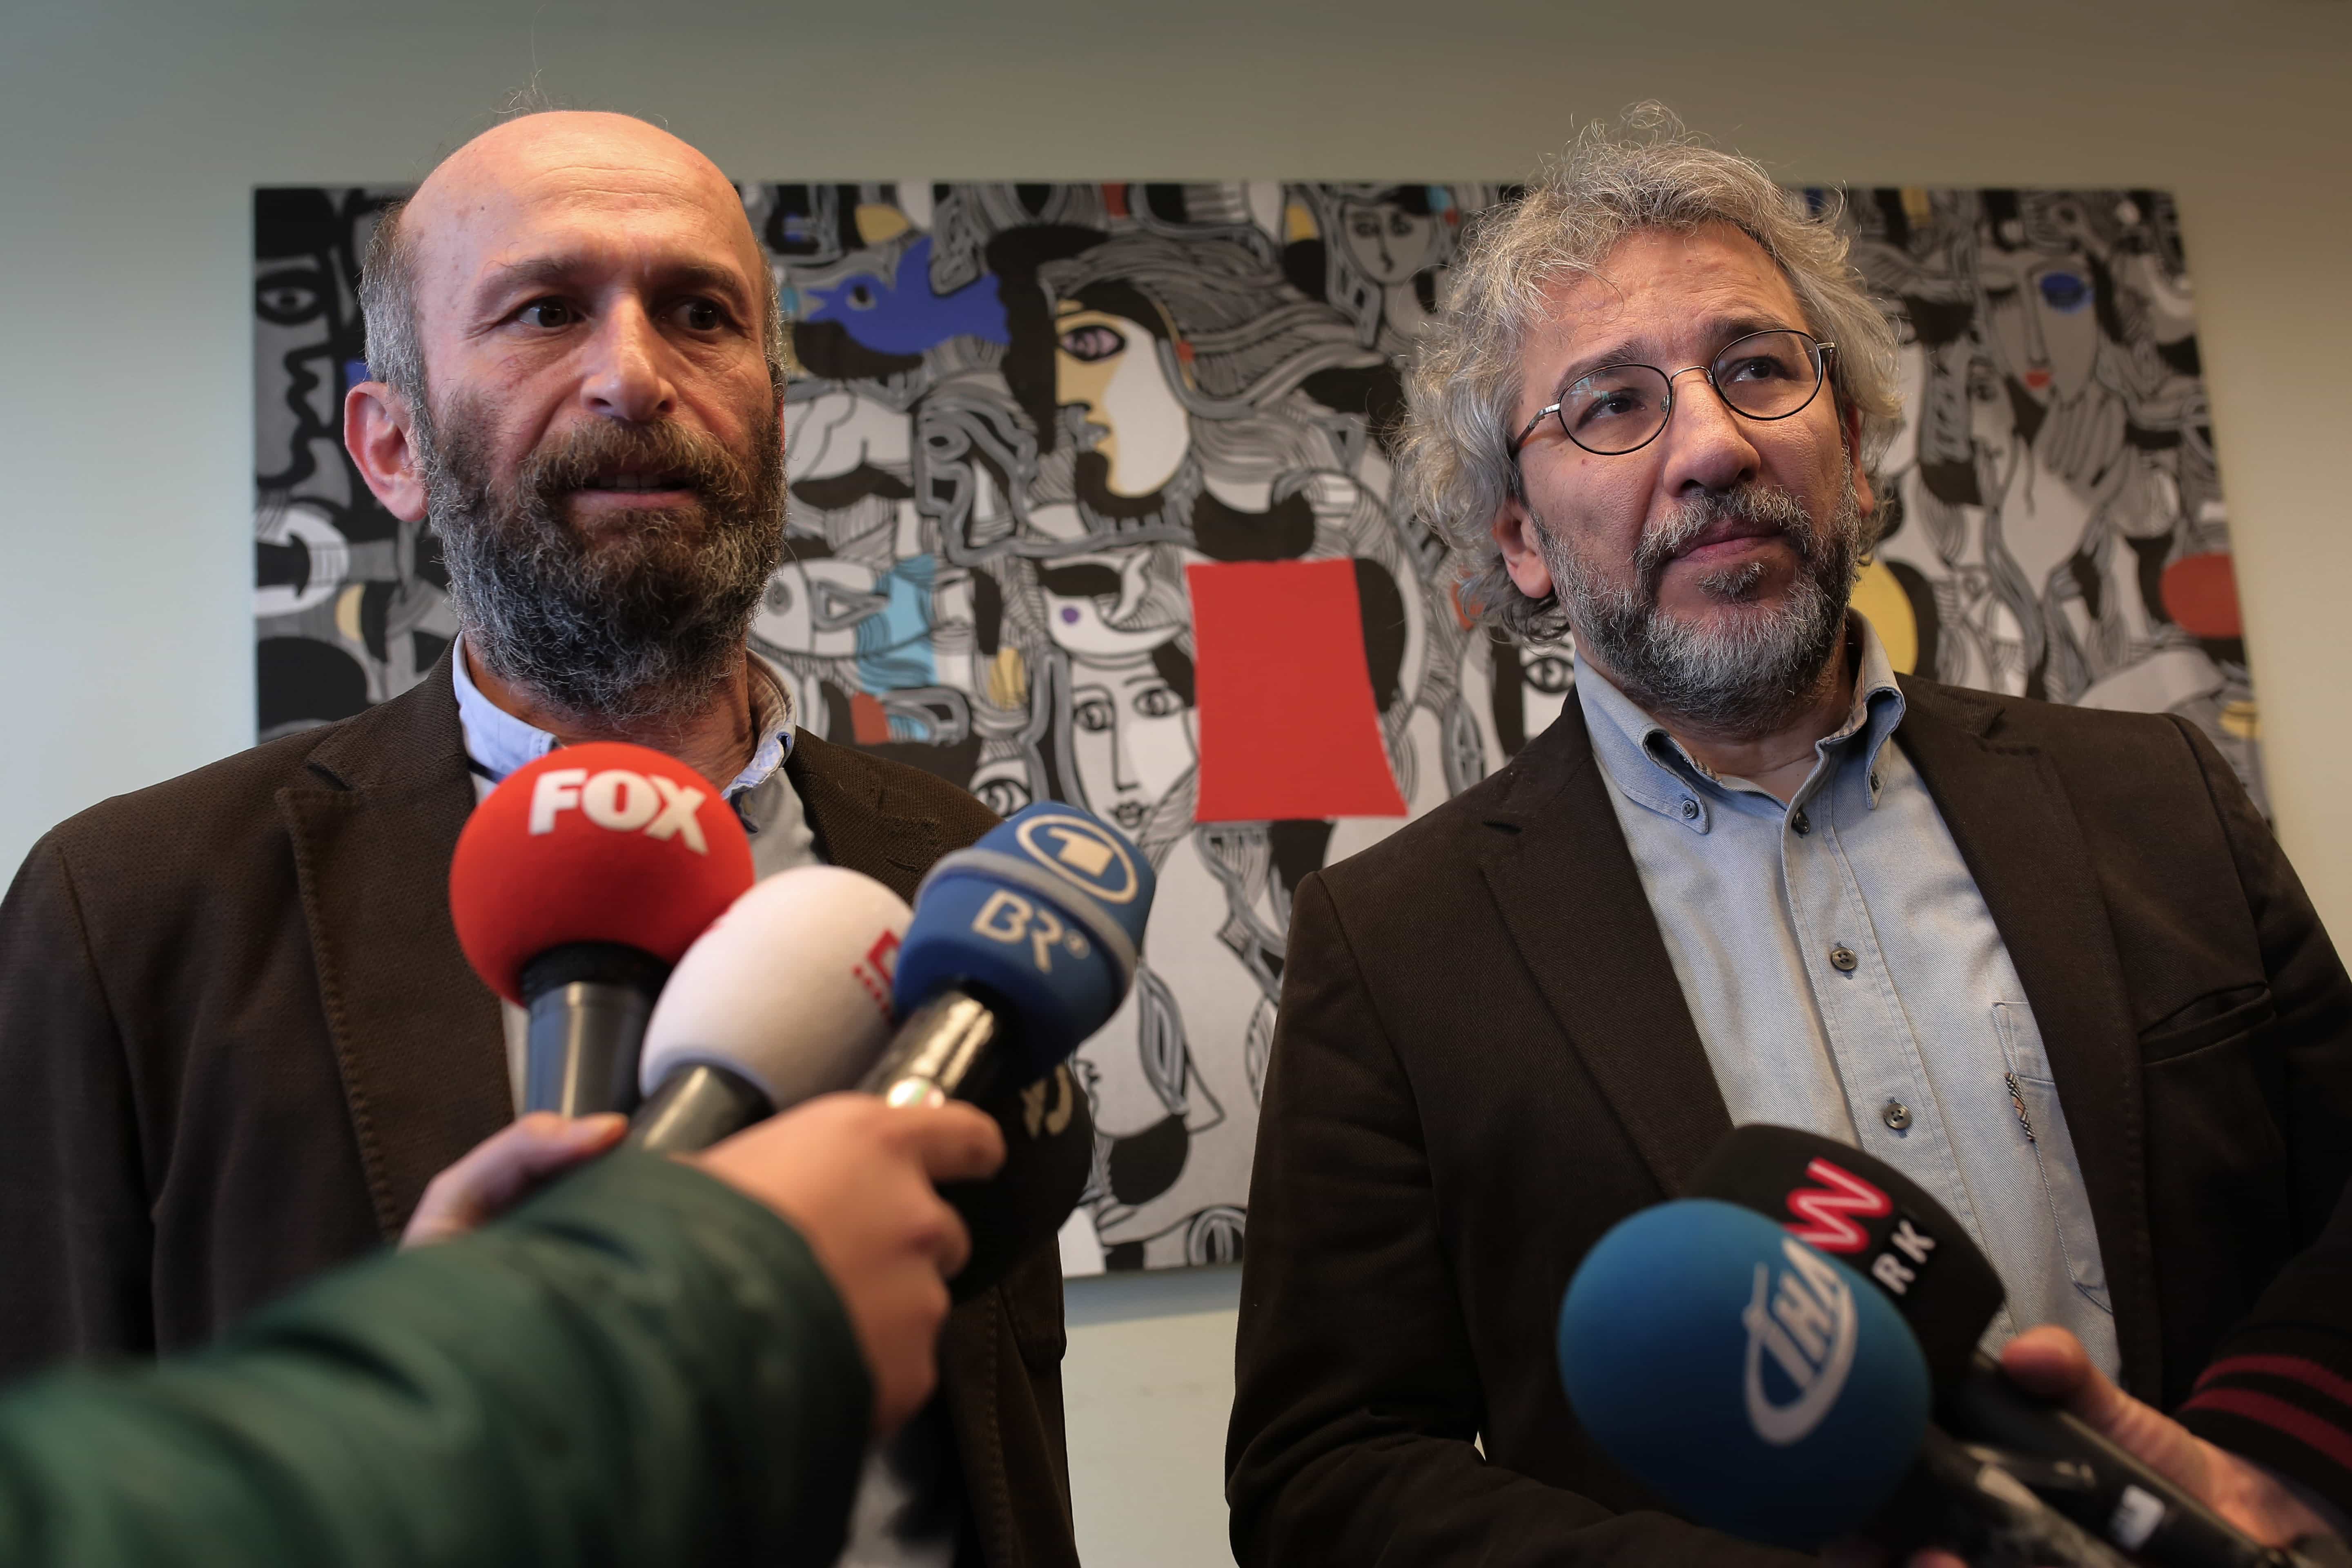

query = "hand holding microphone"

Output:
[[1674, 1125, 2337, 1568], [450, 743, 754, 1116], [695, 1094, 1005, 1434]]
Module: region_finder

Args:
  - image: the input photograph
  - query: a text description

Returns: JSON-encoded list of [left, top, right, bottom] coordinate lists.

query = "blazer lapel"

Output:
[[279, 654, 509, 1240], [1895, 677, 2160, 1395], [1479, 706, 1733, 1197], [786, 731, 954, 902]]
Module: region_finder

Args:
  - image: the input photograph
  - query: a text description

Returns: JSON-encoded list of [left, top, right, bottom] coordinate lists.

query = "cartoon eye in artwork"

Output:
[[1073, 693, 1116, 732], [975, 776, 1031, 818], [843, 281, 879, 310], [1349, 213, 1384, 240], [255, 267, 327, 326], [2036, 270, 2092, 314], [1387, 210, 1418, 238], [1132, 684, 1185, 719], [1523, 653, 1572, 694], [1058, 323, 1126, 363]]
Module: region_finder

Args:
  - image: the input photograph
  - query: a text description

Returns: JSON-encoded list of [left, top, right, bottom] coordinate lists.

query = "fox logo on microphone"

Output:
[[1742, 1236, 1859, 1445], [528, 766, 710, 853]]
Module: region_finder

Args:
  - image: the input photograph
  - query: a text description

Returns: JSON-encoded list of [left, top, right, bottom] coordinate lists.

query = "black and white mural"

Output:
[[256, 180, 2258, 1273]]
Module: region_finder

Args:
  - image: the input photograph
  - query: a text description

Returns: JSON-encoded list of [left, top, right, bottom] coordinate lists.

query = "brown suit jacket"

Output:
[[0, 654, 1078, 1568], [1227, 675, 2352, 1568]]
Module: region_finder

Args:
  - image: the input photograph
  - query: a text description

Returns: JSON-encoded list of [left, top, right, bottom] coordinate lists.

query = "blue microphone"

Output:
[[861, 802, 1155, 1107], [1557, 1198, 1933, 1550]]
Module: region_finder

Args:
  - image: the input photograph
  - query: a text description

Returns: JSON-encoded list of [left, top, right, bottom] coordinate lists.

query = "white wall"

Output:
[[4, 2, 2349, 1563]]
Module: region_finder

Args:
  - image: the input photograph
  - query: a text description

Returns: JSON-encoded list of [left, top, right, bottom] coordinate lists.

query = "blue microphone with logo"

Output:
[[860, 802, 1155, 1108], [1557, 1197, 1934, 1550]]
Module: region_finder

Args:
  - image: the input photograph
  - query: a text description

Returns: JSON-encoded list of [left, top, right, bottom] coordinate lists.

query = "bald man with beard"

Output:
[[0, 113, 1078, 1568]]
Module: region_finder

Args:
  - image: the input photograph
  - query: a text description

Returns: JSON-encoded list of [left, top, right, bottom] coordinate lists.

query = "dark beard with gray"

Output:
[[1539, 482, 1864, 735], [418, 394, 784, 726]]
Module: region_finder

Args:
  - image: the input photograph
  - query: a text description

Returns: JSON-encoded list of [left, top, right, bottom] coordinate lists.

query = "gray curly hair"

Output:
[[1400, 107, 1902, 642]]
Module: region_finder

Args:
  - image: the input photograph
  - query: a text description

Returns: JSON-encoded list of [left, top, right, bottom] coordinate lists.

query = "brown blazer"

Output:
[[1227, 675, 2352, 1568], [0, 653, 1078, 1568]]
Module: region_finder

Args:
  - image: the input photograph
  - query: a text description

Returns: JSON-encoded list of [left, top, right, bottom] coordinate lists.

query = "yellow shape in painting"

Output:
[[987, 646, 1029, 710], [334, 582, 368, 648], [2221, 700, 2258, 740], [1851, 558, 1918, 674], [855, 203, 912, 245], [1285, 200, 1319, 243]]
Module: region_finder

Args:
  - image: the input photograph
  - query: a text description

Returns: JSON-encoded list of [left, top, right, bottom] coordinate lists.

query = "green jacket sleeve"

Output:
[[0, 1151, 873, 1567]]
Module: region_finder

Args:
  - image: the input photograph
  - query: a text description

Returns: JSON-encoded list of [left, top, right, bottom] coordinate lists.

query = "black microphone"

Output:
[[940, 1062, 1094, 1303], [1690, 1124, 2303, 1568]]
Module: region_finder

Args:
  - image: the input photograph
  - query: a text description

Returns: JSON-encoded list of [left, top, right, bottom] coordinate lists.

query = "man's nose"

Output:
[[579, 301, 679, 423], [1657, 368, 1760, 496]]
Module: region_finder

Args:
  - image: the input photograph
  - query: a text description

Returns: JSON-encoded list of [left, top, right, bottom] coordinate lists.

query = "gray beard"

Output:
[[1539, 482, 1864, 736], [417, 392, 784, 727]]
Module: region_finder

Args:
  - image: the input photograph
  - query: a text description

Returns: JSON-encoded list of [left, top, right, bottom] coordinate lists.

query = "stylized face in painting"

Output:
[[1054, 303, 1187, 498], [1978, 237, 2100, 410], [1069, 651, 1196, 834], [1492, 224, 1874, 730], [1338, 196, 1442, 287]]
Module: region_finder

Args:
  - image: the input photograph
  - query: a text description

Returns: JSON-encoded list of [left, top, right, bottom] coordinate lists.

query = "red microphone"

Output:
[[450, 742, 754, 1115]]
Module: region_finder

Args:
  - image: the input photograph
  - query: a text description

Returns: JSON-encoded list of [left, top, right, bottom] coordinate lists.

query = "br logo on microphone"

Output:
[[1742, 1236, 1859, 1446], [528, 766, 711, 854], [971, 891, 1092, 973], [1012, 813, 1141, 905]]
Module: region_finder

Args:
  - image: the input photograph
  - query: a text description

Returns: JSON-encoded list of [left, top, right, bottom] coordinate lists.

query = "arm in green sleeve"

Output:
[[0, 1151, 872, 1568]]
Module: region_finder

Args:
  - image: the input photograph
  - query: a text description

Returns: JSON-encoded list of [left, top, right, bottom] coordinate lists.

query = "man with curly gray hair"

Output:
[[1229, 111, 2352, 1566]]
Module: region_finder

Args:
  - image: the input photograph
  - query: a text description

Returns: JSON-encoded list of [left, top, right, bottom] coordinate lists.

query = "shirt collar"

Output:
[[1574, 612, 1907, 835], [452, 640, 797, 800]]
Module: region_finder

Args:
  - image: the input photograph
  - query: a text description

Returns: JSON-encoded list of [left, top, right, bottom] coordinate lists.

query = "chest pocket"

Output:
[[1993, 1001, 2112, 1314]]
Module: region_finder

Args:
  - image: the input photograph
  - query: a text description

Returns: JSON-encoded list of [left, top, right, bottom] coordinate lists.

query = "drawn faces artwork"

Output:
[[258, 179, 2261, 1272]]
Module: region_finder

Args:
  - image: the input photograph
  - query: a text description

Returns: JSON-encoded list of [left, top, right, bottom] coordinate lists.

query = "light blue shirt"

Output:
[[1576, 616, 2120, 1374]]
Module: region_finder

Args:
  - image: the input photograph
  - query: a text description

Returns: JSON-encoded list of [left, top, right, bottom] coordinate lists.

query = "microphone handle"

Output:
[[626, 1063, 771, 1155], [519, 942, 669, 1116], [858, 990, 1000, 1107], [1907, 1425, 2144, 1568], [1944, 1353, 2292, 1568]]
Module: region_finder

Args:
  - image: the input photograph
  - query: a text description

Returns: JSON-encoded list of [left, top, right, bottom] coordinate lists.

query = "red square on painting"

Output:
[[1189, 559, 1408, 822]]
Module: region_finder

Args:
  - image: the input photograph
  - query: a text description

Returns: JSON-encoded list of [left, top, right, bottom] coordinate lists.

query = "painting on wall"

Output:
[[256, 178, 2258, 1273]]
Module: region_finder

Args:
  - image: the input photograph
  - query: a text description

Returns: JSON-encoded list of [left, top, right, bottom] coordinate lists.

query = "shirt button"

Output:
[[1679, 798, 1699, 820], [1829, 945, 1859, 972], [1882, 1099, 1913, 1131], [1791, 808, 1811, 835]]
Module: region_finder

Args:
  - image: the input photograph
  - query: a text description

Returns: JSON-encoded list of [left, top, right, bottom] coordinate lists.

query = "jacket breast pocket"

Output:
[[2139, 984, 2276, 1065], [1994, 1001, 2112, 1314]]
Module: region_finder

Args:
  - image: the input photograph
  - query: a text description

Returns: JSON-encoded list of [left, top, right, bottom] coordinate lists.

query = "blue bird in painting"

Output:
[[801, 236, 1009, 355]]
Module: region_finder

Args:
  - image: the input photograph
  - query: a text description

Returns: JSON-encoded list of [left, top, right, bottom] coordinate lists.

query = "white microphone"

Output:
[[626, 865, 912, 1154]]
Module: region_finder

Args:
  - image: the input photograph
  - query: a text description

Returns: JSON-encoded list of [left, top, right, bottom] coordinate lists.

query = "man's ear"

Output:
[[1490, 494, 1556, 602], [345, 381, 428, 523]]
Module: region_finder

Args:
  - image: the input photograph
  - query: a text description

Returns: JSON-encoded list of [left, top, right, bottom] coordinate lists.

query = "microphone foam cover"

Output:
[[639, 865, 912, 1107], [943, 1062, 1096, 1303], [1558, 1198, 1931, 1550], [450, 743, 755, 1004], [1686, 1124, 2007, 1391], [893, 803, 1156, 1084]]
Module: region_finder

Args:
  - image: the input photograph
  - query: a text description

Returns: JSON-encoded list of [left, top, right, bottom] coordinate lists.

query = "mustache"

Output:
[[517, 417, 759, 513], [1631, 485, 1817, 593]]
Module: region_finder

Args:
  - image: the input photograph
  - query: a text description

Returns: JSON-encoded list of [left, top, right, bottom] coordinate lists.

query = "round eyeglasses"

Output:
[[1508, 328, 1838, 459]]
